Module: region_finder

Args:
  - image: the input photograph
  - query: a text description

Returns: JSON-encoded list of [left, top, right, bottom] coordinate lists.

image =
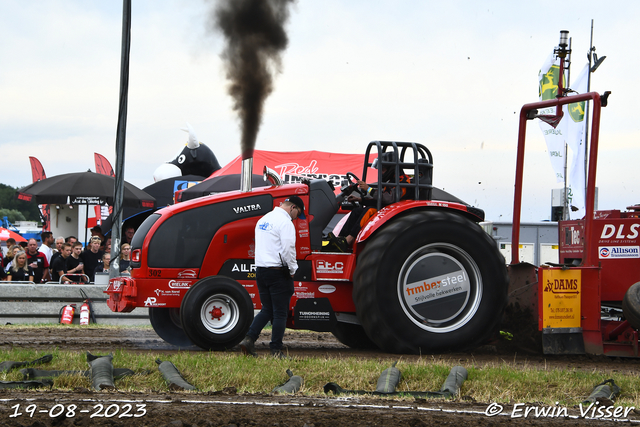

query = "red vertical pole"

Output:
[[511, 108, 529, 265], [583, 93, 602, 267]]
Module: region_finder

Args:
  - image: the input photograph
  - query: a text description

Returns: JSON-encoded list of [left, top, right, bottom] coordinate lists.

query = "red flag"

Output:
[[28, 157, 50, 232], [29, 156, 46, 182], [94, 153, 115, 177]]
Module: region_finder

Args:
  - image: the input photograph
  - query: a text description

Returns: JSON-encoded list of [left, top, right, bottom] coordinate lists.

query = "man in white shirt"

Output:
[[38, 232, 55, 264], [239, 196, 305, 359]]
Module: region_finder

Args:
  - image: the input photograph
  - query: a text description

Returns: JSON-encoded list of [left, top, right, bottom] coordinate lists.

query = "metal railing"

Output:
[[0, 283, 149, 325]]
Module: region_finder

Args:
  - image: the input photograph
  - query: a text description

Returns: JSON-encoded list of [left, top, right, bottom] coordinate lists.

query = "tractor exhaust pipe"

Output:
[[240, 158, 253, 193], [263, 165, 283, 187]]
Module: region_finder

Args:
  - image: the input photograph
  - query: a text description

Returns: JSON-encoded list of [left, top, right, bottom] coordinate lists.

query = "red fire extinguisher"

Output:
[[80, 301, 90, 325], [60, 304, 76, 324]]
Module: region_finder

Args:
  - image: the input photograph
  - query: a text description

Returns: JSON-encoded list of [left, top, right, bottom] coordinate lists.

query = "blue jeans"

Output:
[[247, 267, 294, 351]]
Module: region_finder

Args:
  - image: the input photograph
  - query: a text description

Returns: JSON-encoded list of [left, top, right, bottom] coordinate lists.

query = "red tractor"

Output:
[[106, 141, 508, 354]]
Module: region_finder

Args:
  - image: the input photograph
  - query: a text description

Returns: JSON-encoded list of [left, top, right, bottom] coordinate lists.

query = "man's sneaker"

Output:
[[239, 336, 257, 357], [271, 349, 291, 360]]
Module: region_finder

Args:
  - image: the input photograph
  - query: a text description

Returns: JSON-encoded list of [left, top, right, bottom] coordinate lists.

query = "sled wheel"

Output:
[[180, 276, 254, 351], [622, 282, 640, 330], [149, 307, 194, 347], [331, 322, 379, 350], [353, 210, 508, 354]]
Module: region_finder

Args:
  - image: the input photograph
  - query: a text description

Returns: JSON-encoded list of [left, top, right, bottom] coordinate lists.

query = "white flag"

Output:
[[538, 52, 567, 183], [566, 63, 589, 219]]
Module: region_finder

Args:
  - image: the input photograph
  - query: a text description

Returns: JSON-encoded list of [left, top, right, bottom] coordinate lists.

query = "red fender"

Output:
[[356, 200, 482, 246]]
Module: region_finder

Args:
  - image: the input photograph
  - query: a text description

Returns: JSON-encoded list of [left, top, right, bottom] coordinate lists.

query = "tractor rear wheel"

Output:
[[149, 307, 194, 347], [331, 322, 379, 350], [180, 276, 254, 351], [353, 210, 508, 354], [622, 282, 640, 330]]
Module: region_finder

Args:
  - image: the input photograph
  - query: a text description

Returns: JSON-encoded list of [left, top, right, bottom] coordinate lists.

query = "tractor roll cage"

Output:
[[362, 141, 434, 210]]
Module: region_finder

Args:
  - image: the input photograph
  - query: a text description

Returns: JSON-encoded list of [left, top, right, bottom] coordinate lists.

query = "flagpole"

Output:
[[110, 0, 131, 280], [563, 37, 573, 220], [584, 19, 594, 205]]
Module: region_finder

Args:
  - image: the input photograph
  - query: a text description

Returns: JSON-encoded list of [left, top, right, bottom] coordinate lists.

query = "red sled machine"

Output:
[[510, 33, 640, 356]]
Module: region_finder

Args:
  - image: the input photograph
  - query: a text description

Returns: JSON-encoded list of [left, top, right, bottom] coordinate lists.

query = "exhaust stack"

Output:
[[240, 158, 253, 193], [263, 165, 283, 186]]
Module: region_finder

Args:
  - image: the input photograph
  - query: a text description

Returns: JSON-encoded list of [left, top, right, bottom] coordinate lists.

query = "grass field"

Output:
[[2, 344, 639, 408]]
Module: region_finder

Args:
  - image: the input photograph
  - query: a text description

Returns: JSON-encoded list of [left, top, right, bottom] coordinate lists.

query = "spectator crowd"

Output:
[[0, 225, 135, 283]]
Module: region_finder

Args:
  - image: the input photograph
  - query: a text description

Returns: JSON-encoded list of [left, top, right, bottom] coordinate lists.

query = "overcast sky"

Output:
[[1, 1, 638, 222]]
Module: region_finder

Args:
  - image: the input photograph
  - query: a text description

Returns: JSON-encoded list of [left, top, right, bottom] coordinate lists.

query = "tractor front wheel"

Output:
[[353, 210, 508, 354], [180, 276, 254, 351], [149, 307, 194, 347]]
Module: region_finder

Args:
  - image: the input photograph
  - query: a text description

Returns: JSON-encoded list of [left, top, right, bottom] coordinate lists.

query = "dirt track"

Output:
[[1, 326, 639, 426]]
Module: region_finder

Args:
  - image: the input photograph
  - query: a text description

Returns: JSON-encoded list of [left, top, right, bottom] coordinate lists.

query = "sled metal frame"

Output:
[[509, 89, 639, 357]]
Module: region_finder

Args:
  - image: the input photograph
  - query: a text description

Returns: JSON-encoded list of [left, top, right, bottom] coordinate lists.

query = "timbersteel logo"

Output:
[[406, 272, 467, 297]]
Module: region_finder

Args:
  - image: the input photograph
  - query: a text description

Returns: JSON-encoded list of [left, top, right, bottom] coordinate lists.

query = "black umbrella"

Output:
[[17, 171, 155, 245], [100, 174, 205, 236], [178, 174, 269, 202], [17, 171, 155, 208]]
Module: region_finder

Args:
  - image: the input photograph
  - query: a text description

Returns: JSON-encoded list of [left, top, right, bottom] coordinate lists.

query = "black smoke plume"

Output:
[[213, 0, 295, 160]]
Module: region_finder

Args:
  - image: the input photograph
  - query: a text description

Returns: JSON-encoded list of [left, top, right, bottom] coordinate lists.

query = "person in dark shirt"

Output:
[[2, 239, 16, 267], [7, 251, 34, 282], [123, 226, 135, 244], [119, 243, 131, 272], [26, 238, 49, 283], [65, 242, 85, 283], [94, 252, 110, 276], [81, 237, 104, 283], [49, 236, 65, 267], [337, 152, 410, 250], [51, 243, 72, 283], [3, 246, 21, 272]]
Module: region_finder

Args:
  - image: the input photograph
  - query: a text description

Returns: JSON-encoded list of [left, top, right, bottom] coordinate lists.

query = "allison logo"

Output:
[[599, 246, 640, 259], [233, 204, 261, 214]]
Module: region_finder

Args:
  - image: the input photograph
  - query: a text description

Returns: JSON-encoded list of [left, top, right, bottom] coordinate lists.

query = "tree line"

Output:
[[0, 183, 41, 224]]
